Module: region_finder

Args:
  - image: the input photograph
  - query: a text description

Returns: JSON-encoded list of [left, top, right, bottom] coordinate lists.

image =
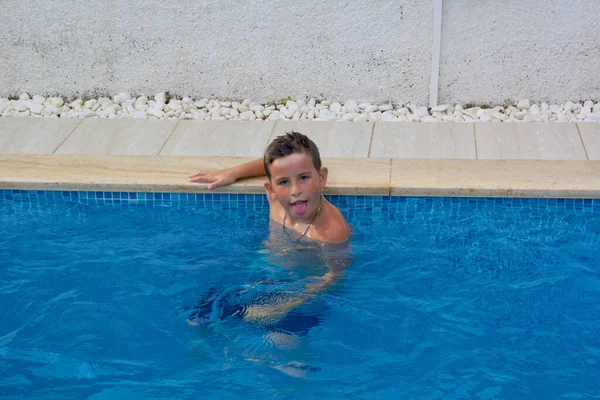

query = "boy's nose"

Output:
[[291, 181, 302, 196]]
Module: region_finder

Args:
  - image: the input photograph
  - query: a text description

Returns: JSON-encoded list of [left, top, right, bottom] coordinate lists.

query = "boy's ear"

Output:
[[319, 167, 328, 190], [264, 181, 277, 200]]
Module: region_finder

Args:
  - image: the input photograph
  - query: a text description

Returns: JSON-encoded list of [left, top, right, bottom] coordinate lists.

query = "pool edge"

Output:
[[1, 154, 599, 198]]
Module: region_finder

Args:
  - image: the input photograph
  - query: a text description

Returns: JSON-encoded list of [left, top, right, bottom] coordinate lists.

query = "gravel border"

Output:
[[1, 93, 599, 123]]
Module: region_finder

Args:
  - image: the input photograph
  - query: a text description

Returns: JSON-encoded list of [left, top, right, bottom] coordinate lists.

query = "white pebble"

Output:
[[154, 92, 167, 103], [364, 104, 378, 113], [240, 111, 255, 121], [381, 111, 396, 121], [286, 100, 298, 113], [330, 102, 342, 114], [319, 109, 334, 119], [49, 97, 64, 107], [15, 102, 27, 112], [564, 101, 574, 112], [32, 95, 45, 104], [133, 111, 147, 119], [282, 109, 294, 119], [490, 111, 507, 121], [431, 104, 449, 112], [517, 99, 531, 110], [29, 103, 44, 114], [378, 104, 393, 112], [84, 99, 96, 109], [416, 107, 429, 118], [345, 100, 359, 113], [193, 110, 206, 120], [114, 93, 131, 104]]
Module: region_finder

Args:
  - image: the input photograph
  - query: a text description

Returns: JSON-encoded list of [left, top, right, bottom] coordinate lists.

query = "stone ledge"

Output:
[[1, 154, 599, 198]]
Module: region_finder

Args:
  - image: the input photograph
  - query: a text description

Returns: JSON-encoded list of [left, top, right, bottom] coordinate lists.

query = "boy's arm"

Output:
[[243, 248, 353, 323], [188, 158, 265, 189]]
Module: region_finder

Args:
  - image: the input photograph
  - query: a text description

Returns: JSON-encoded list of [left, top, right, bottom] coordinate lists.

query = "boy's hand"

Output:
[[243, 296, 306, 324], [188, 169, 237, 190]]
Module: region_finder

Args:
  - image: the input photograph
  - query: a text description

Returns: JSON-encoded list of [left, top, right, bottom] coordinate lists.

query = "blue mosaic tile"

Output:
[[0, 190, 599, 215]]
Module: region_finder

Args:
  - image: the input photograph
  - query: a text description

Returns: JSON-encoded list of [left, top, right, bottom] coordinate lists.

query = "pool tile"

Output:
[[475, 123, 586, 160], [370, 122, 476, 159], [0, 118, 81, 154], [271, 121, 373, 158], [55, 119, 177, 156], [578, 123, 600, 160], [160, 121, 275, 157]]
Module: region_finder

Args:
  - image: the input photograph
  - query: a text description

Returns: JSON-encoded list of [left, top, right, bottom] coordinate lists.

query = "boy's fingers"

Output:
[[188, 175, 216, 183], [188, 171, 208, 178], [207, 179, 224, 190]]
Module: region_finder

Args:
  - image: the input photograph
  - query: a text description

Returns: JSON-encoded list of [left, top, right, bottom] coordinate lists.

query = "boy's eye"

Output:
[[300, 175, 310, 181], [278, 180, 288, 186]]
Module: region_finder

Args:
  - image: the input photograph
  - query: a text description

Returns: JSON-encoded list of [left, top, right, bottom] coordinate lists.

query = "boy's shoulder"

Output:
[[314, 202, 351, 244]]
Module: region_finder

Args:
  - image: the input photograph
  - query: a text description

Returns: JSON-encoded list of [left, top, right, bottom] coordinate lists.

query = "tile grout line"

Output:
[[367, 122, 376, 158], [266, 121, 278, 145], [388, 158, 392, 196], [51, 120, 84, 154], [473, 123, 479, 160], [156, 120, 180, 155], [575, 123, 590, 160]]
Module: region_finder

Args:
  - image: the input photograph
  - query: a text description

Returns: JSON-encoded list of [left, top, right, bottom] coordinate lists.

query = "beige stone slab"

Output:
[[55, 119, 177, 155], [578, 123, 600, 160], [159, 121, 275, 157], [475, 123, 586, 160], [0, 154, 390, 195], [0, 118, 81, 154], [391, 159, 600, 197], [370, 122, 476, 159], [271, 121, 373, 158]]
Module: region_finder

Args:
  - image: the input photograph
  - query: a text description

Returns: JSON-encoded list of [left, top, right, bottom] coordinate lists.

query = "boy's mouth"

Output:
[[291, 200, 308, 216]]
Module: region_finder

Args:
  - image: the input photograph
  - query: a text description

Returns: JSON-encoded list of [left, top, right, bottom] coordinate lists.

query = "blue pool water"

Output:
[[1, 190, 600, 399]]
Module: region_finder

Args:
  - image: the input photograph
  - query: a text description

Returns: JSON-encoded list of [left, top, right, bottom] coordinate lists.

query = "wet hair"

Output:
[[263, 131, 322, 180]]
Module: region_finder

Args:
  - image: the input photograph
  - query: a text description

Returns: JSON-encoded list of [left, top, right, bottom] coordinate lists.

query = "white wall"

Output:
[[1, 0, 598, 104], [439, 0, 600, 105]]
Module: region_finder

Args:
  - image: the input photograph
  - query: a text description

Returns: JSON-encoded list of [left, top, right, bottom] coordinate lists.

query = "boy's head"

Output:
[[263, 131, 321, 181]]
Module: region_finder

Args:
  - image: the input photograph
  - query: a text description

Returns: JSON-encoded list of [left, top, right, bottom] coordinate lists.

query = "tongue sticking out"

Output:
[[292, 201, 308, 216]]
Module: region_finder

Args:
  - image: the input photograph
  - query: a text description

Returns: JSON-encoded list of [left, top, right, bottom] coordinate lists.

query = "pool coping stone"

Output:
[[1, 154, 599, 198]]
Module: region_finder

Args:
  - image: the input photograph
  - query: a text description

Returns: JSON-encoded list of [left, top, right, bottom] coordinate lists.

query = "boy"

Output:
[[188, 131, 350, 244], [187, 131, 351, 323]]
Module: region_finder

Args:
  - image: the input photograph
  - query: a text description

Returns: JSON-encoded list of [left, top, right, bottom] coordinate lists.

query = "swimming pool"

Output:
[[1, 190, 599, 399]]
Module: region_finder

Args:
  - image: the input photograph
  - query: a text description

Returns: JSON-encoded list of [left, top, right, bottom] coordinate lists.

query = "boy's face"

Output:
[[265, 153, 328, 222]]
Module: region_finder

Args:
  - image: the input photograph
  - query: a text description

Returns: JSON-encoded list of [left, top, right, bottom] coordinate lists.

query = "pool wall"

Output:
[[2, 190, 599, 214]]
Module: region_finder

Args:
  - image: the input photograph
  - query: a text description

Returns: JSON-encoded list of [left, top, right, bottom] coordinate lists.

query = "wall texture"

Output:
[[439, 0, 600, 105], [1, 0, 598, 104]]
